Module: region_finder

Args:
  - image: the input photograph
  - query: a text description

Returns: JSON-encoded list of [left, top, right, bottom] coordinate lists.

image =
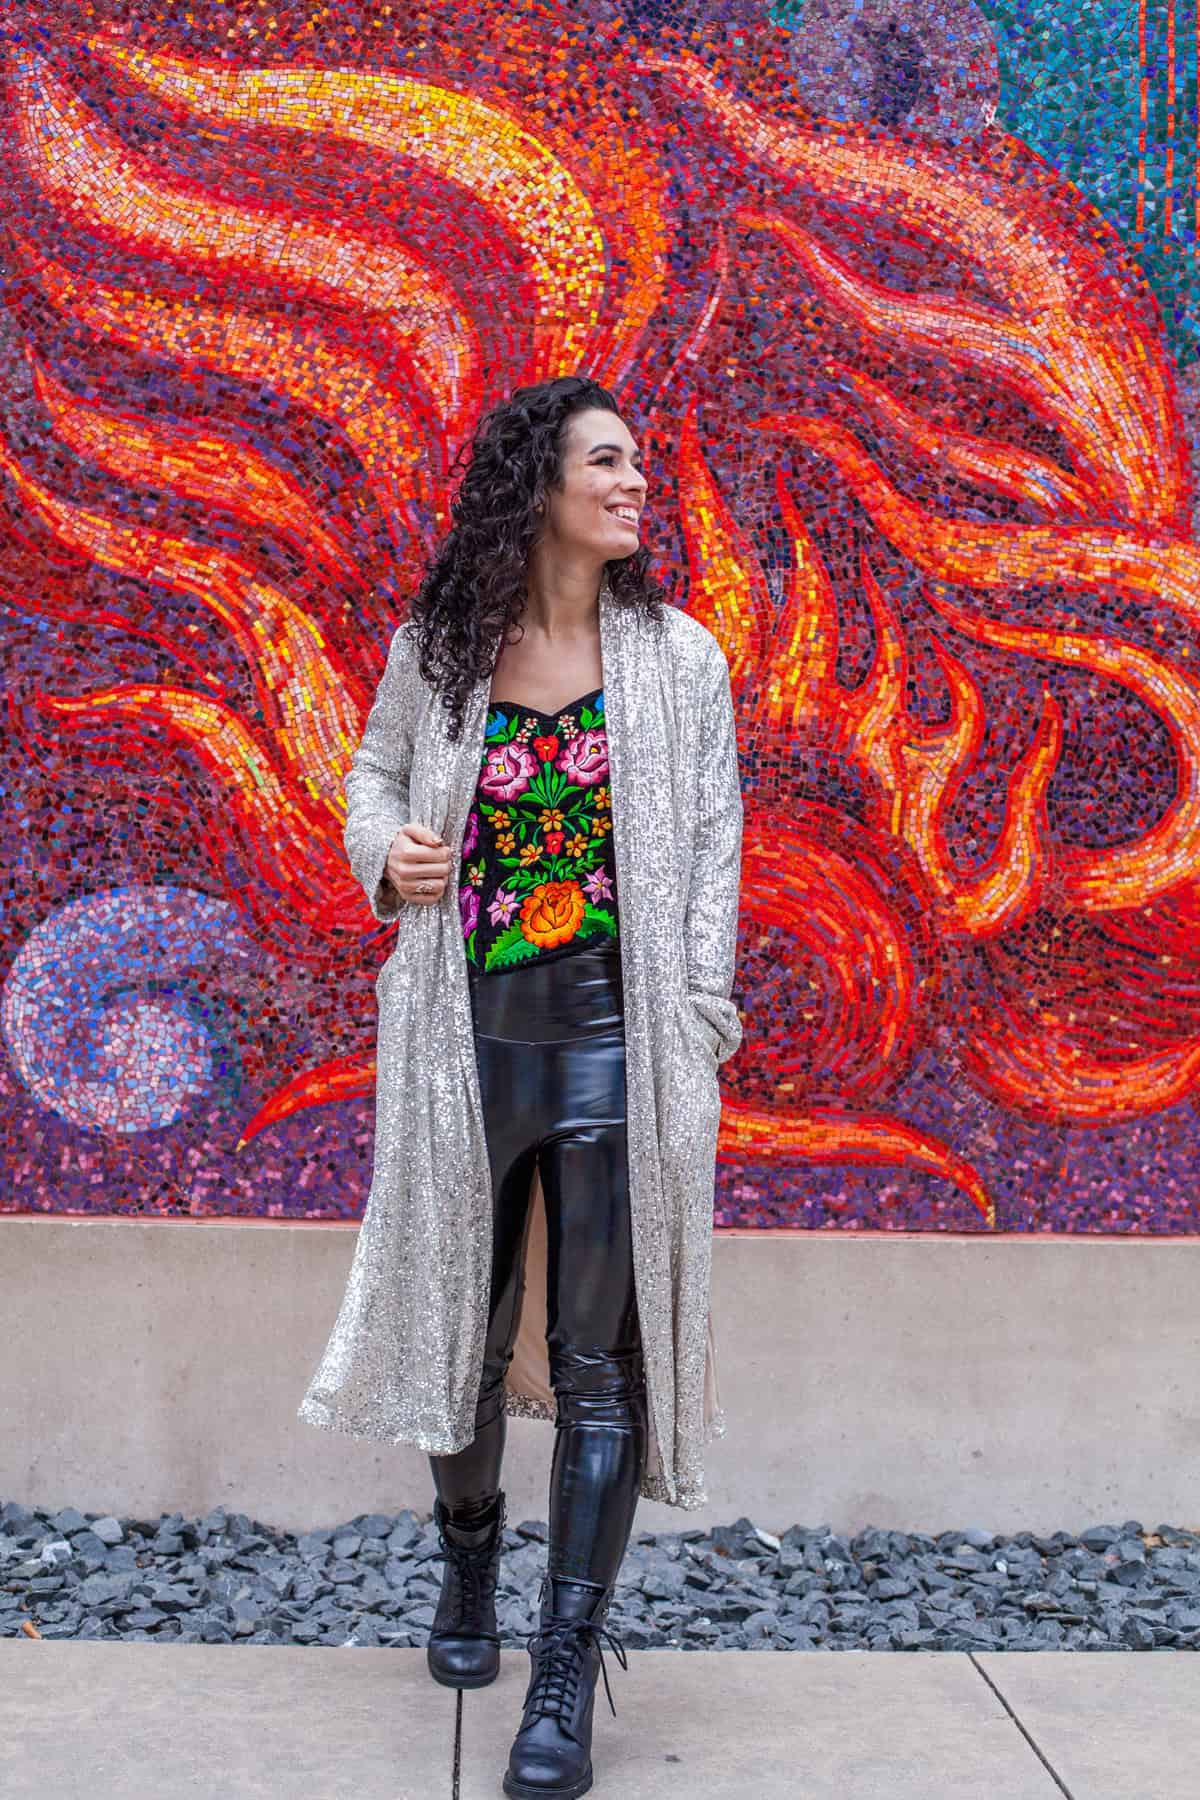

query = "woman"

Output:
[[299, 373, 744, 1798]]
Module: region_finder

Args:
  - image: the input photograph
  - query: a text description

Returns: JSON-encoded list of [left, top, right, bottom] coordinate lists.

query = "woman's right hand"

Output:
[[385, 823, 452, 904]]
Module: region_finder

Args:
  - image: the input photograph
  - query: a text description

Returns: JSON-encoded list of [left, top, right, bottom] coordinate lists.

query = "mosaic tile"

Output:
[[2, 0, 1199, 1232]]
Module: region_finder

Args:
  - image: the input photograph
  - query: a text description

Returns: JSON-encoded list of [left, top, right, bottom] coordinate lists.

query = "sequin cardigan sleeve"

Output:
[[684, 641, 745, 1065], [343, 624, 416, 924]]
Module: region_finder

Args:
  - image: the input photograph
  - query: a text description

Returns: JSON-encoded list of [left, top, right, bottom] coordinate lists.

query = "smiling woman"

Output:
[[300, 373, 745, 1796]]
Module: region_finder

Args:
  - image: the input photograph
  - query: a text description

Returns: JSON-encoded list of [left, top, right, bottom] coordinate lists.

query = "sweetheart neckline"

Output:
[[487, 685, 603, 721]]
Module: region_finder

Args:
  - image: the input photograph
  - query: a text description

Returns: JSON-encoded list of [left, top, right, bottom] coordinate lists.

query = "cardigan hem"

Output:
[[298, 1391, 729, 1511]]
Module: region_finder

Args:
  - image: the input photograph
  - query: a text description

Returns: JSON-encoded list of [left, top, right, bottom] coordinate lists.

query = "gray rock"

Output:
[[642, 1565, 687, 1602], [386, 1521, 422, 1556], [148, 1584, 200, 1614], [23, 1504, 1200, 1655], [355, 1515, 394, 1540], [27, 1575, 67, 1597], [1080, 1525, 1121, 1550], [79, 1571, 140, 1607], [872, 1576, 915, 1600], [51, 1508, 91, 1538], [125, 1608, 168, 1630]]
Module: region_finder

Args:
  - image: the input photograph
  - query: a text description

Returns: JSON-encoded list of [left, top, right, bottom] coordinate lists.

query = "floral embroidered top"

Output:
[[458, 686, 619, 974]]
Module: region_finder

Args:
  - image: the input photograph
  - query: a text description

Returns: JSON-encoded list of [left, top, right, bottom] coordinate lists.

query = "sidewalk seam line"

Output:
[[967, 1653, 1075, 1799]]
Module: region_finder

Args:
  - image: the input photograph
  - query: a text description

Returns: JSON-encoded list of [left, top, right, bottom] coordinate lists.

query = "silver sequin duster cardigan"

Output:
[[298, 580, 744, 1509]]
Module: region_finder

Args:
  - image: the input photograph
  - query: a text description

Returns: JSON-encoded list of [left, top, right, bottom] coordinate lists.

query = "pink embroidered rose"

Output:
[[459, 885, 480, 937], [462, 806, 479, 857], [557, 727, 609, 786], [480, 742, 539, 800]]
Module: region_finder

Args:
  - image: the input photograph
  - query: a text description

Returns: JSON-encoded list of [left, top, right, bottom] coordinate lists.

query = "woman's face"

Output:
[[540, 407, 648, 562]]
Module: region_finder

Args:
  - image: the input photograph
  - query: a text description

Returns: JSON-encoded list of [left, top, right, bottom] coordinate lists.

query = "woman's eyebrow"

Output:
[[589, 442, 644, 462]]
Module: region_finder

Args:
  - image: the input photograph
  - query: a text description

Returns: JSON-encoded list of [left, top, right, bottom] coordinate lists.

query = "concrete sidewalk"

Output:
[[1, 1643, 1194, 1798]]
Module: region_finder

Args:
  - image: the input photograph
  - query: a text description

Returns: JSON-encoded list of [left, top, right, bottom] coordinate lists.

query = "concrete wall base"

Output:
[[3, 1219, 1196, 1534]]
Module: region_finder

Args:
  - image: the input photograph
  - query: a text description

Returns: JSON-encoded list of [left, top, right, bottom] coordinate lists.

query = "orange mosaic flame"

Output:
[[716, 1098, 994, 1228], [35, 684, 360, 943], [88, 31, 670, 397], [675, 403, 768, 692], [961, 994, 1200, 1124], [12, 51, 478, 426], [23, 245, 434, 554], [773, 411, 1200, 633], [237, 1055, 378, 1149], [8, 35, 1200, 1219], [30, 359, 355, 588], [0, 433, 368, 791], [926, 591, 1200, 912], [739, 808, 925, 1096], [761, 380, 1093, 521], [647, 50, 1187, 528]]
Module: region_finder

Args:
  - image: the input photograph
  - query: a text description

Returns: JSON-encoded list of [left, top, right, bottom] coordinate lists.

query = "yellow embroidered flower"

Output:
[[590, 814, 613, 837], [491, 808, 511, 830], [594, 786, 611, 811], [538, 807, 566, 829], [519, 841, 543, 867], [566, 833, 589, 858], [495, 831, 516, 855]]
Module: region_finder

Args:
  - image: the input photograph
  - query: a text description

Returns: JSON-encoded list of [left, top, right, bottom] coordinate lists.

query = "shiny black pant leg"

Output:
[[429, 944, 647, 1581], [539, 1065, 647, 1589], [426, 1066, 539, 1520]]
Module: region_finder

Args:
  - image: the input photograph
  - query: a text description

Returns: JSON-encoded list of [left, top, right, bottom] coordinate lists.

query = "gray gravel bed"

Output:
[[4, 1500, 1200, 1651]]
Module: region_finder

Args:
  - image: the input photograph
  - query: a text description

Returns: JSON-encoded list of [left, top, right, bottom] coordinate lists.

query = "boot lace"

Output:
[[419, 1504, 503, 1617], [520, 1614, 629, 1725], [420, 1537, 496, 1613]]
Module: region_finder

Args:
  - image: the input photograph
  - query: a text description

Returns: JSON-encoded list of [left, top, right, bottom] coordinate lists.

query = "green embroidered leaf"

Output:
[[583, 905, 616, 932], [485, 924, 542, 971]]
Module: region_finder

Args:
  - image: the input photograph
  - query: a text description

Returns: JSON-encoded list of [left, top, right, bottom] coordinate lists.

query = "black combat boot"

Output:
[[423, 1490, 506, 1689], [502, 1573, 628, 1799]]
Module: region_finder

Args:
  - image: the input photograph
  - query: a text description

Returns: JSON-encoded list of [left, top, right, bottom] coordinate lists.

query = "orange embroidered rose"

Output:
[[519, 880, 586, 948]]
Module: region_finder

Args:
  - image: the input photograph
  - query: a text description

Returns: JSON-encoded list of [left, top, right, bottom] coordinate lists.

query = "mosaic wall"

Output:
[[3, 1, 1200, 1232]]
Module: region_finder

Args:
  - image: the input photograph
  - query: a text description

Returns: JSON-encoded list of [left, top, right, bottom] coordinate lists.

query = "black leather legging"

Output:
[[429, 940, 648, 1590]]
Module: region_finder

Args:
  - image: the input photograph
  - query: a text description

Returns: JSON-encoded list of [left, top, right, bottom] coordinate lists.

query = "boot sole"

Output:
[[502, 1767, 593, 1799]]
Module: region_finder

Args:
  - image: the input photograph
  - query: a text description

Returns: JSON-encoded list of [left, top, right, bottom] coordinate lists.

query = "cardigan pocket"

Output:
[[665, 995, 723, 1190], [682, 993, 721, 1065]]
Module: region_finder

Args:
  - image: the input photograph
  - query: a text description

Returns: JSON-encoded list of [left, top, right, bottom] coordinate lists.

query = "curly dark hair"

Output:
[[404, 373, 667, 743]]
